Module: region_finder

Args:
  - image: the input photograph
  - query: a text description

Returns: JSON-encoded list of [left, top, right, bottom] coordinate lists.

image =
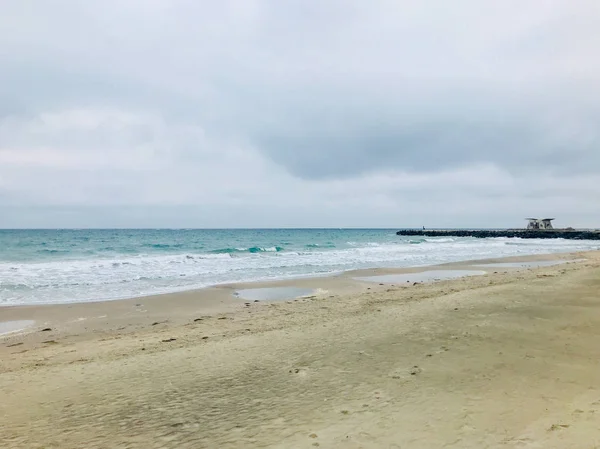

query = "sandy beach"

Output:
[[1, 251, 599, 448]]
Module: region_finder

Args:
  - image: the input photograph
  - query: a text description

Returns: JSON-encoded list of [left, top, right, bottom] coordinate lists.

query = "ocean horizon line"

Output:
[[0, 227, 506, 231]]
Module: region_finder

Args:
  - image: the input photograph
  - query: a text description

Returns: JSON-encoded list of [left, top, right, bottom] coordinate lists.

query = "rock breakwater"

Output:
[[396, 229, 600, 240]]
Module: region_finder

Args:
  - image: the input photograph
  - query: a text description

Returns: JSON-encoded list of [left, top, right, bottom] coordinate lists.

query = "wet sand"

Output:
[[1, 251, 599, 448], [234, 287, 318, 301], [0, 320, 35, 336], [472, 259, 587, 269], [354, 269, 486, 284]]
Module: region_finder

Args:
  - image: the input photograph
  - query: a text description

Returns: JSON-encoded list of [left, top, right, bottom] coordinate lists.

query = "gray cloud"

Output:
[[1, 0, 599, 227], [253, 102, 600, 179]]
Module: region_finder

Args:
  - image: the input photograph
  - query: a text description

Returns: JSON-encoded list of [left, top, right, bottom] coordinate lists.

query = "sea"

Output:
[[0, 229, 598, 306]]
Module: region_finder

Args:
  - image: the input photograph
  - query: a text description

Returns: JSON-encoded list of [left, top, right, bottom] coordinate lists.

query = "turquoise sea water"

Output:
[[0, 229, 597, 305]]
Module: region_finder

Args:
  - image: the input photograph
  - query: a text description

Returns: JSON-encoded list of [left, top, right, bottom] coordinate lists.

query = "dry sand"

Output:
[[1, 251, 600, 448]]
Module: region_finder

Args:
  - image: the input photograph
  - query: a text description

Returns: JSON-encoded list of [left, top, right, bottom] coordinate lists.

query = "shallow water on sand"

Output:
[[234, 287, 316, 301], [474, 260, 584, 269], [0, 320, 35, 336], [355, 270, 486, 285]]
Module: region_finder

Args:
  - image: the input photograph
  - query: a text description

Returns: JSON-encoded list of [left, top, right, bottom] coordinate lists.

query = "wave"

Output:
[[36, 249, 71, 254], [346, 242, 382, 247], [424, 238, 455, 243], [140, 243, 186, 250], [305, 243, 336, 249], [209, 246, 285, 254]]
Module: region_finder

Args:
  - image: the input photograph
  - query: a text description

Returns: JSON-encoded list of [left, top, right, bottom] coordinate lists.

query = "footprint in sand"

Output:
[[289, 367, 310, 377], [390, 365, 422, 379]]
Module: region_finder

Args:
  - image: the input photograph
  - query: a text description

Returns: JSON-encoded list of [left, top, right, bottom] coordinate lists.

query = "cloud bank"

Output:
[[1, 1, 599, 228]]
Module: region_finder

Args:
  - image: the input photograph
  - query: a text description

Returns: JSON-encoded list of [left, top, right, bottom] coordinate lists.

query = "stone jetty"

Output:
[[396, 229, 600, 240]]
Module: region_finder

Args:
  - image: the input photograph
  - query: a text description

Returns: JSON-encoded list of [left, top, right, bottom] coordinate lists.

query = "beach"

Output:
[[1, 251, 600, 448], [5, 1, 600, 447]]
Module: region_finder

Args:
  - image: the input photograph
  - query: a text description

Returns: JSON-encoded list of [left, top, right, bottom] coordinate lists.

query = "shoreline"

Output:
[[3, 233, 597, 308], [0, 249, 589, 308], [0, 250, 590, 348], [1, 250, 599, 447]]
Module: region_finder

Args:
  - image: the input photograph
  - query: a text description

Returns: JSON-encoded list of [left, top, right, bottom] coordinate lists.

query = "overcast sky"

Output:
[[1, 1, 599, 228]]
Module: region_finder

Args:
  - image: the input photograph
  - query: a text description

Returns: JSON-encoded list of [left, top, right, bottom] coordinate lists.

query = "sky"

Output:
[[1, 0, 599, 228]]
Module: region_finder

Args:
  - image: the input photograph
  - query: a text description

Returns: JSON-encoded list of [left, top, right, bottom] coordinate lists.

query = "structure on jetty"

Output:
[[526, 218, 554, 230]]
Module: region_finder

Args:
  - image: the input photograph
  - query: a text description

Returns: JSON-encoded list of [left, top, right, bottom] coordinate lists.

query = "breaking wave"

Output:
[[210, 246, 285, 254]]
